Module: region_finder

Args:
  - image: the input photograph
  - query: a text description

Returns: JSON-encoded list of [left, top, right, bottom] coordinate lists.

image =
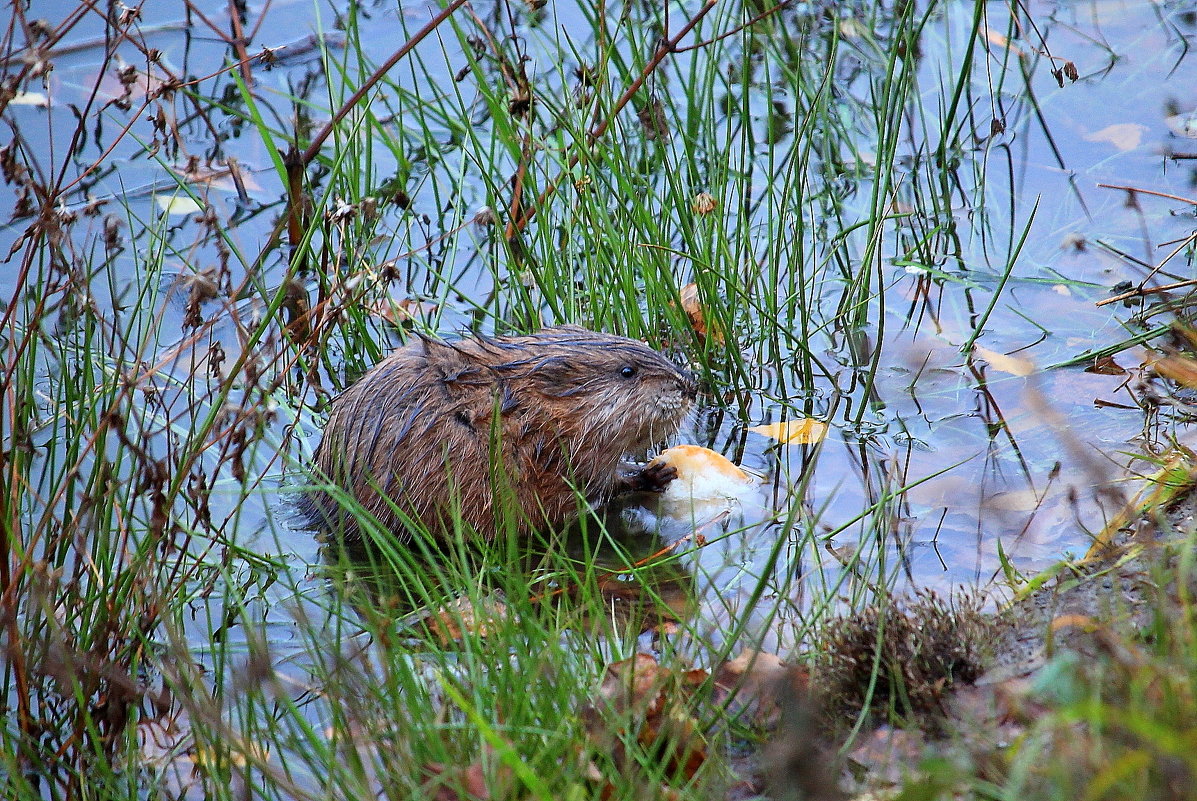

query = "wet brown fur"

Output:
[[302, 326, 696, 539]]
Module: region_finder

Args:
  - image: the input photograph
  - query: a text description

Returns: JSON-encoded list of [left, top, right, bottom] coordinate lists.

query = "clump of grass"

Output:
[[812, 590, 994, 728]]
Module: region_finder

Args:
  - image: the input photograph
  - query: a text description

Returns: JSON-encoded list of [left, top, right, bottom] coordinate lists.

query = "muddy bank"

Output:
[[823, 494, 1197, 798]]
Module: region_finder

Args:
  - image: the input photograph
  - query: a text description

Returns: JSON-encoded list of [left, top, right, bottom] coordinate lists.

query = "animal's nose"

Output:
[[679, 370, 699, 399]]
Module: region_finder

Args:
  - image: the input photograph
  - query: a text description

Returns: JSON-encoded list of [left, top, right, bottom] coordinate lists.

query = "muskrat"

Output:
[[302, 325, 697, 540]]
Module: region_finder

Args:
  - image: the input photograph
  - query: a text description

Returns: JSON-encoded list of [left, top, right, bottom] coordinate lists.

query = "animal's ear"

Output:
[[528, 355, 573, 379], [528, 356, 590, 397], [418, 336, 450, 365]]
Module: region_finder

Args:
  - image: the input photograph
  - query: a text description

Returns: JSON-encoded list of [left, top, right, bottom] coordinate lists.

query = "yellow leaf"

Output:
[[748, 419, 828, 444], [973, 344, 1035, 376], [155, 194, 202, 215]]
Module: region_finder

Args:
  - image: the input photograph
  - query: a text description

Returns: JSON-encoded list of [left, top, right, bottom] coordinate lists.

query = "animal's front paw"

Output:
[[627, 459, 679, 493]]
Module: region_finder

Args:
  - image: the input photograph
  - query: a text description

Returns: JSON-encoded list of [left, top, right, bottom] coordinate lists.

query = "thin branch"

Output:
[[299, 0, 468, 167], [675, 0, 788, 53], [1097, 182, 1197, 207], [1096, 278, 1197, 308], [227, 0, 254, 87]]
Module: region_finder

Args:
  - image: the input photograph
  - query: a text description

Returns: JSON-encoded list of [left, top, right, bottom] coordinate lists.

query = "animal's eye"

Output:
[[620, 365, 637, 379]]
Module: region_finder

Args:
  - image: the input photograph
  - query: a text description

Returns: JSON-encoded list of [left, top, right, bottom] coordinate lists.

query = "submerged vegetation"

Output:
[[1, 0, 1196, 798]]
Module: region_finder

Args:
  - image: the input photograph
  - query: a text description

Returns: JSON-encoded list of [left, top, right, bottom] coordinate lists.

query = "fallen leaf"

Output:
[[1153, 353, 1197, 389], [593, 654, 664, 708], [1084, 123, 1148, 151], [720, 649, 786, 679], [421, 596, 509, 645], [423, 744, 513, 801], [748, 419, 828, 445], [973, 344, 1035, 376], [678, 282, 723, 343], [155, 194, 203, 215], [9, 91, 49, 107], [844, 726, 928, 788], [711, 650, 792, 727], [1084, 355, 1125, 375], [584, 654, 708, 783]]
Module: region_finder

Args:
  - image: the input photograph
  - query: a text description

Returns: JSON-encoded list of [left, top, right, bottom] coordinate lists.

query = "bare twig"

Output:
[[676, 1, 788, 53], [1097, 182, 1197, 207], [227, 0, 254, 87], [1095, 278, 1197, 308]]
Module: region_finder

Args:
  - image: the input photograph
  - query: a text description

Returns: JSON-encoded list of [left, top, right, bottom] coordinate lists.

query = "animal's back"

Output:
[[302, 326, 696, 540]]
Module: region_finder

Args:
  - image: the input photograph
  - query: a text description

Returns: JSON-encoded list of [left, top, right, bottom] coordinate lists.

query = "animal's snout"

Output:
[[678, 369, 700, 400]]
